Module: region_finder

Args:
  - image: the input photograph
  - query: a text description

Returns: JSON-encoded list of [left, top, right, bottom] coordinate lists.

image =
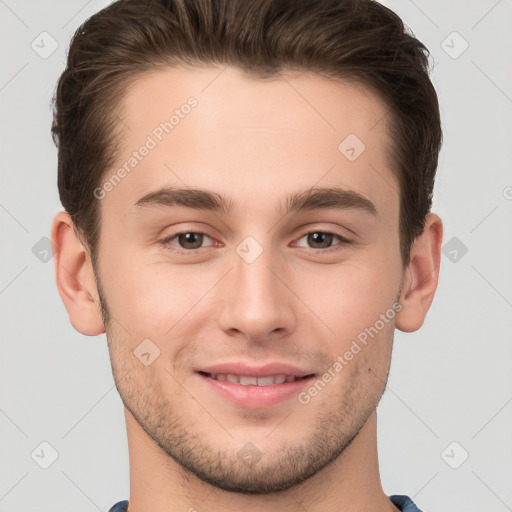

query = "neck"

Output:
[[124, 410, 397, 512]]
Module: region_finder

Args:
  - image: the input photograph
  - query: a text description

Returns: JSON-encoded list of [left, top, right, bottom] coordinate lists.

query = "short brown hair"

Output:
[[52, 0, 442, 266]]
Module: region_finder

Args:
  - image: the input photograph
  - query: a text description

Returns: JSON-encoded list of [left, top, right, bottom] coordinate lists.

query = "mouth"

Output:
[[198, 371, 314, 386], [195, 365, 316, 408]]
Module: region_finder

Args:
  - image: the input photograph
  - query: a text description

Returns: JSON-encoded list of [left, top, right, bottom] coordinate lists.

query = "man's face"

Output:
[[95, 66, 404, 493]]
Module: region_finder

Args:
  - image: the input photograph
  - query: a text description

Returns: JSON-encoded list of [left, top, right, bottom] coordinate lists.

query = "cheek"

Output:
[[98, 248, 188, 339], [99, 217, 402, 346], [332, 317, 395, 405], [100, 252, 228, 354], [293, 257, 400, 345]]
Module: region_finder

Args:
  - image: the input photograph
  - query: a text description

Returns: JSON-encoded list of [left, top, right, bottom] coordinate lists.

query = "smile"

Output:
[[197, 370, 316, 408], [202, 372, 310, 386]]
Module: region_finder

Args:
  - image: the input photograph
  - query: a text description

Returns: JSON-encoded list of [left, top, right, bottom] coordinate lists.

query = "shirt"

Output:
[[108, 494, 423, 511]]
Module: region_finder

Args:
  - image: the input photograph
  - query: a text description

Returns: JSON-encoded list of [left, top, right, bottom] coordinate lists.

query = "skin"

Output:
[[52, 65, 443, 512]]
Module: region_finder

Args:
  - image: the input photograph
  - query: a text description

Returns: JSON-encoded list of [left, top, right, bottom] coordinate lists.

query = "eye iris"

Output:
[[178, 232, 203, 249], [308, 232, 333, 249]]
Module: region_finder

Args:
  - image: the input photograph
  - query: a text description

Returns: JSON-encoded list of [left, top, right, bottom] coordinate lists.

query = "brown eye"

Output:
[[160, 232, 215, 253], [295, 231, 351, 250], [177, 232, 204, 250], [306, 232, 334, 249]]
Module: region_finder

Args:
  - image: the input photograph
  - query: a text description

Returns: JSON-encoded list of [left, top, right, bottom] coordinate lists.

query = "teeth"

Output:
[[209, 373, 298, 386], [257, 376, 275, 386], [239, 375, 258, 385]]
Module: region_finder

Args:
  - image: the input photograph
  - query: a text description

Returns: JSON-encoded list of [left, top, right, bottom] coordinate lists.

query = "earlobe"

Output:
[[51, 211, 105, 336], [395, 213, 443, 333]]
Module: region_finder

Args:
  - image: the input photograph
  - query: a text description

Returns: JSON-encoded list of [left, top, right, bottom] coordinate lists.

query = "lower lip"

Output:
[[197, 373, 315, 408]]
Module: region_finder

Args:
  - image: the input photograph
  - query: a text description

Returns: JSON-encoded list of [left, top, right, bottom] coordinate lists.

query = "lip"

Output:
[[196, 362, 315, 408]]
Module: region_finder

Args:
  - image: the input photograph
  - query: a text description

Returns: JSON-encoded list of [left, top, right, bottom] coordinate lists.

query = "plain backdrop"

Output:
[[1, 1, 511, 511]]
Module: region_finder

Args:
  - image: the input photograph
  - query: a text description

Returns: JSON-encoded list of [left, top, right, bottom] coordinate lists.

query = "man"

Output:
[[50, 0, 443, 510]]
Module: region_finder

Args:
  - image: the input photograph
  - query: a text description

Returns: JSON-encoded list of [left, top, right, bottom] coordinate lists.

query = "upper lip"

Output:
[[197, 362, 314, 378]]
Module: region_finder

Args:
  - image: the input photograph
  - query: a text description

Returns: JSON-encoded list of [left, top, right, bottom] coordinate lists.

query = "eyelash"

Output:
[[158, 229, 352, 255]]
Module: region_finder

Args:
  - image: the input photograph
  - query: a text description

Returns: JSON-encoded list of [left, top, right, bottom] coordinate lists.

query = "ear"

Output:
[[51, 211, 105, 336], [396, 213, 443, 332]]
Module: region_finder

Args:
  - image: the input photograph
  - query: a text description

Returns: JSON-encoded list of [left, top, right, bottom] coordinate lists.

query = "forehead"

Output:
[[105, 65, 399, 220]]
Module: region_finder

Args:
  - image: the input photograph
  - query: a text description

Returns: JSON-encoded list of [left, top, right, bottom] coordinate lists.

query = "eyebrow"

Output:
[[131, 186, 378, 217]]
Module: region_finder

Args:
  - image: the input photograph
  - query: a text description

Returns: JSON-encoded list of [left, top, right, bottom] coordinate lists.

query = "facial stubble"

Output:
[[94, 265, 397, 494]]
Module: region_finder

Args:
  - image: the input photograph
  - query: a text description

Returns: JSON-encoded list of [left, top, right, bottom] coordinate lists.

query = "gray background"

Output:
[[1, 1, 511, 511]]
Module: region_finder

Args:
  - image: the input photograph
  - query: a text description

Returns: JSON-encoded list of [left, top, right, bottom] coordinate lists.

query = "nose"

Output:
[[216, 243, 297, 344]]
